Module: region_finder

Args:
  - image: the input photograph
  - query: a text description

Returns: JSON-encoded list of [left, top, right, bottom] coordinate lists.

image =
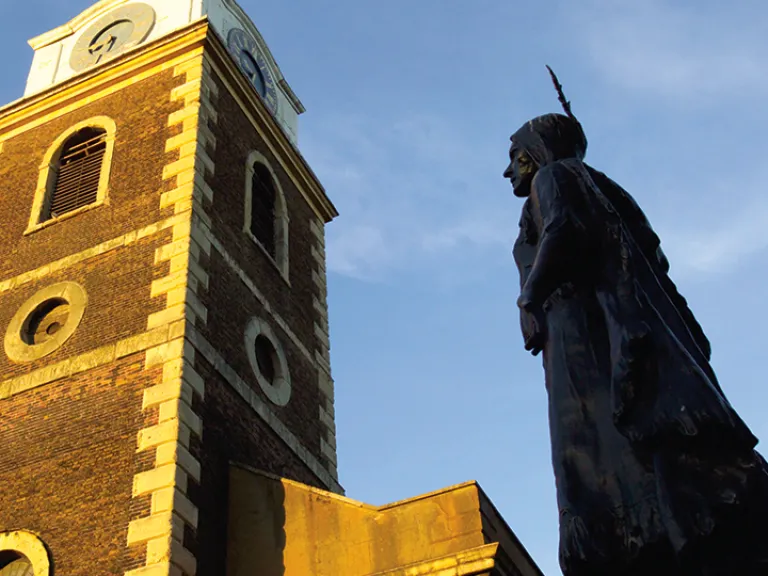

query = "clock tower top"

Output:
[[25, 0, 304, 143]]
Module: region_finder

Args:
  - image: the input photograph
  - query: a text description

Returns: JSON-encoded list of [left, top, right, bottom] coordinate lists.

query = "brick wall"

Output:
[[188, 358, 324, 575], [0, 63, 182, 574], [181, 65, 337, 574], [0, 235, 170, 380], [0, 68, 183, 279], [193, 71, 327, 474], [202, 74, 320, 354], [0, 29, 338, 575], [0, 353, 161, 575], [198, 253, 323, 457]]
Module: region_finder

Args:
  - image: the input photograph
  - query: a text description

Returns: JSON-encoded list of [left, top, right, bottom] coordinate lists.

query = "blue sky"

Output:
[[3, 1, 768, 574]]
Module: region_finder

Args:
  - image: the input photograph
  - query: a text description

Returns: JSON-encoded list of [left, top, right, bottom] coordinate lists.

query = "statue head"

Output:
[[504, 113, 588, 197], [504, 67, 587, 197]]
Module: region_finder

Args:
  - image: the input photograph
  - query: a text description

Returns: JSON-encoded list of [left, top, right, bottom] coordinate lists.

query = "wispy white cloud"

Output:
[[302, 112, 515, 282], [305, 107, 768, 284], [324, 225, 394, 281], [657, 193, 768, 278], [569, 0, 768, 106], [420, 215, 513, 253], [302, 0, 768, 285], [558, 0, 768, 277]]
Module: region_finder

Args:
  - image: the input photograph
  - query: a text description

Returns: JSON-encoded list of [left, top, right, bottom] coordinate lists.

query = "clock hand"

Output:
[[89, 34, 116, 62]]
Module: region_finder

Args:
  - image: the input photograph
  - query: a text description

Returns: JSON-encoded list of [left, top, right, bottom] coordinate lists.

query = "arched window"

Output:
[[250, 162, 277, 258], [27, 116, 116, 233], [46, 127, 107, 220], [243, 151, 289, 279]]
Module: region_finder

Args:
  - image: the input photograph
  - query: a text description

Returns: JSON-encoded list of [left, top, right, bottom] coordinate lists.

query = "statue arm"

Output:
[[518, 165, 585, 309]]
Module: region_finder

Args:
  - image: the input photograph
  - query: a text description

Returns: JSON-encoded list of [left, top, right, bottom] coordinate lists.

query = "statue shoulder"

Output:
[[531, 161, 583, 204]]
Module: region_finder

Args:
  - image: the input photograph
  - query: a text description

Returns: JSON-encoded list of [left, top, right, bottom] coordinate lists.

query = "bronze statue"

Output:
[[505, 68, 768, 576]]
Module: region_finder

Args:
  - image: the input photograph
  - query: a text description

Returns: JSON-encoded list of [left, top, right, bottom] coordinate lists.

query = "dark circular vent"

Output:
[[22, 298, 71, 346], [254, 334, 277, 384]]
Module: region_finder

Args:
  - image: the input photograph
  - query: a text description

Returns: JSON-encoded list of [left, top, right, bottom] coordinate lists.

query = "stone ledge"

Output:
[[314, 322, 331, 349], [133, 464, 188, 498], [126, 511, 185, 546], [145, 338, 187, 369], [143, 380, 192, 409], [158, 399, 202, 437], [319, 405, 336, 435], [146, 536, 197, 576], [170, 78, 202, 102], [320, 438, 338, 466], [0, 214, 183, 295], [151, 487, 198, 528], [318, 372, 335, 403], [309, 218, 325, 243], [156, 441, 201, 481], [0, 325, 178, 400], [125, 562, 183, 576], [137, 420, 182, 452]]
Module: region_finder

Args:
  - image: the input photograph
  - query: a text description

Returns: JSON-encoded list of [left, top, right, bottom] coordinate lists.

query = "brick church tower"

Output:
[[0, 0, 338, 573], [0, 2, 546, 576]]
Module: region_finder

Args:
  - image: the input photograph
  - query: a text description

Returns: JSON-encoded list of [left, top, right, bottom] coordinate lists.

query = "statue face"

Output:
[[504, 145, 536, 197]]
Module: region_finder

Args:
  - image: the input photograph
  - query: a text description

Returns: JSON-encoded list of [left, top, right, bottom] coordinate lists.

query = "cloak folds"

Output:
[[511, 114, 768, 575]]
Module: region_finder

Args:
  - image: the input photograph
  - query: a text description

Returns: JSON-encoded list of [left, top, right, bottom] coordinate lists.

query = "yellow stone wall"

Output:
[[227, 466, 500, 576]]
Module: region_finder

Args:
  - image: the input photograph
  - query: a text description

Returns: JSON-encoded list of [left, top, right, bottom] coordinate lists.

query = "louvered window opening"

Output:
[[47, 128, 107, 220], [250, 163, 276, 258], [0, 558, 33, 576], [0, 551, 33, 576]]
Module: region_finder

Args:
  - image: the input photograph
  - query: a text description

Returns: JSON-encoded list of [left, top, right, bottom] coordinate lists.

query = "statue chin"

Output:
[[512, 183, 531, 198]]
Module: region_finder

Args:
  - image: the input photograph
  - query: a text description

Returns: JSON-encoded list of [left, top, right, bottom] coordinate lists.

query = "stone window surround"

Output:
[[25, 115, 117, 235], [244, 316, 291, 407], [0, 531, 50, 576], [242, 150, 289, 283], [4, 281, 88, 363]]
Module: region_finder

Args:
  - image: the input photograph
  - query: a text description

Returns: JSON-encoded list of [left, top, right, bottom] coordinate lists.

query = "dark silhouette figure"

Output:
[[505, 72, 768, 576]]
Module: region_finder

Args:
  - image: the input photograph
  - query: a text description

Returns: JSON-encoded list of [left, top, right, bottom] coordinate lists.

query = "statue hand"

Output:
[[518, 299, 547, 356]]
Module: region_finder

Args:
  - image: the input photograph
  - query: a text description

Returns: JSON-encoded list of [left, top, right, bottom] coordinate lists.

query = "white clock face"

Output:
[[70, 3, 156, 72], [227, 28, 279, 115]]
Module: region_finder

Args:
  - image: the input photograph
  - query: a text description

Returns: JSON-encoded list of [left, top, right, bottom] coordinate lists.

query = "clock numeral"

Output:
[[228, 28, 278, 114], [229, 30, 243, 51], [230, 29, 256, 55]]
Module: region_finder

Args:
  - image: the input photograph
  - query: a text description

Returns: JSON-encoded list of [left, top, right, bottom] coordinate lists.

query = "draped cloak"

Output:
[[511, 114, 768, 576]]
